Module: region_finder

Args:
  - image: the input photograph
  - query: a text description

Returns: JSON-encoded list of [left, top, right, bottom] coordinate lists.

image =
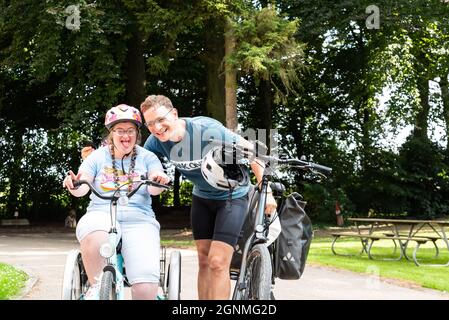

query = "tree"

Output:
[[230, 5, 305, 133]]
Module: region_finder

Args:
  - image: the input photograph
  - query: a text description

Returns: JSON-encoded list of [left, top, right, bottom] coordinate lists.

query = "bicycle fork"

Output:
[[232, 234, 256, 299], [99, 201, 125, 299], [98, 231, 125, 300]]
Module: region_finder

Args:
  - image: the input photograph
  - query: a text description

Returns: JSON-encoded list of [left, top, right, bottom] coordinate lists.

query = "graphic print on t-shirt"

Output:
[[99, 166, 140, 192]]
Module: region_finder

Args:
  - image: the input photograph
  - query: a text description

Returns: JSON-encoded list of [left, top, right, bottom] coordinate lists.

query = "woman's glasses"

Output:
[[112, 128, 137, 136]]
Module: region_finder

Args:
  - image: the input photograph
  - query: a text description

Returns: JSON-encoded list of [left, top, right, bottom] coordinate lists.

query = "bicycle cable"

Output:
[[109, 180, 134, 227]]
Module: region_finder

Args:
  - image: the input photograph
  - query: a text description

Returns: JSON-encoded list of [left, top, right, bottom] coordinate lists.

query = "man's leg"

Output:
[[191, 195, 216, 300], [207, 240, 234, 300], [207, 194, 248, 299], [195, 239, 212, 300]]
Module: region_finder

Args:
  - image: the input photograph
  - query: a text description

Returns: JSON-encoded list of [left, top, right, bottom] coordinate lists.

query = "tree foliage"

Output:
[[1, 0, 449, 222]]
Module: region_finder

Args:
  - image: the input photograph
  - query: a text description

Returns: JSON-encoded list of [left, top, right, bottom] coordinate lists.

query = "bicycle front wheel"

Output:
[[167, 250, 182, 300], [238, 244, 272, 300], [99, 270, 117, 300]]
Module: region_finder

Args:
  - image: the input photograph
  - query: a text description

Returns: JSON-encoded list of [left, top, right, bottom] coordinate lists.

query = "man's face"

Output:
[[143, 106, 176, 142]]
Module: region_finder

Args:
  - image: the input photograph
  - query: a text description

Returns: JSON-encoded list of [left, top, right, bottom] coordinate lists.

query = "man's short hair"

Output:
[[140, 95, 173, 114]]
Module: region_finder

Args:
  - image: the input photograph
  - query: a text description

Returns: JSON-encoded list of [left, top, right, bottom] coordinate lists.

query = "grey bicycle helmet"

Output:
[[201, 146, 249, 191]]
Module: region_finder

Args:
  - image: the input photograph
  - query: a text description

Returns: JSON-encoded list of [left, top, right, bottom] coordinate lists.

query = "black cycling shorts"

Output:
[[190, 194, 248, 247]]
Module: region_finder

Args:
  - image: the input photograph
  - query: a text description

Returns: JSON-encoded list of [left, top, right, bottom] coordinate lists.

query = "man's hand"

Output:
[[264, 193, 277, 216], [81, 146, 95, 160]]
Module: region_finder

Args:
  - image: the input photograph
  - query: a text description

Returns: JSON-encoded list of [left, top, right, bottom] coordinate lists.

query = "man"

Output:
[[139, 95, 276, 300]]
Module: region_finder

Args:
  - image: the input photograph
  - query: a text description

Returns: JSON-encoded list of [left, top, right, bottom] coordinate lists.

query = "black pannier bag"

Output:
[[274, 192, 312, 280]]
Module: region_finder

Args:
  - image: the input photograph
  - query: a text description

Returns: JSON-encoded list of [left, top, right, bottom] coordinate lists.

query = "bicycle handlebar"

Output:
[[73, 176, 171, 201], [207, 139, 332, 174]]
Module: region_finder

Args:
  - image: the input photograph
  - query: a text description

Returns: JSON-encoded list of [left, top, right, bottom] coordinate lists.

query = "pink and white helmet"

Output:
[[104, 104, 142, 129]]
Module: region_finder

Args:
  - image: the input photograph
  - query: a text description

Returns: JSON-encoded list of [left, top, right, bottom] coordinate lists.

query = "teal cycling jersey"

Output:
[[143, 116, 250, 200]]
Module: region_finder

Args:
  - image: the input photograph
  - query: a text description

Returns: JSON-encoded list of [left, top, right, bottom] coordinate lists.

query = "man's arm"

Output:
[[237, 137, 276, 214], [81, 146, 95, 160]]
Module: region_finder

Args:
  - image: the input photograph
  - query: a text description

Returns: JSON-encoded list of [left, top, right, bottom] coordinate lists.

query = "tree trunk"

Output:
[[360, 103, 373, 173], [125, 29, 146, 108], [255, 79, 273, 149], [440, 74, 449, 154], [414, 75, 430, 140], [224, 17, 238, 131], [7, 126, 25, 217], [204, 19, 226, 124], [259, 79, 273, 131], [124, 27, 160, 206]]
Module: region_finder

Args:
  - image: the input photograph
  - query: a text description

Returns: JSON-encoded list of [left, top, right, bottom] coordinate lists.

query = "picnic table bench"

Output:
[[330, 218, 449, 266], [330, 232, 430, 264]]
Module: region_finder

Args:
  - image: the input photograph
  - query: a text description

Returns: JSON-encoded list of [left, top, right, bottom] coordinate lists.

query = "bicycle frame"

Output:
[[206, 138, 332, 300], [73, 178, 170, 300], [232, 166, 272, 299]]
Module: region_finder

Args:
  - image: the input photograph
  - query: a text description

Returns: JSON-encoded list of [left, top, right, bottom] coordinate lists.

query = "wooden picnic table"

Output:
[[330, 218, 449, 266]]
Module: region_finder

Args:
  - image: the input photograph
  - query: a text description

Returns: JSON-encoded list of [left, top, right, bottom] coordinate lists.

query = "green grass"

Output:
[[308, 236, 449, 292], [0, 263, 28, 300], [159, 228, 449, 292], [161, 239, 195, 248], [161, 229, 195, 249]]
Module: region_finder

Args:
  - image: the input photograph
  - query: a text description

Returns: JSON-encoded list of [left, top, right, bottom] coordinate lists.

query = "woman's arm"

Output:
[[62, 170, 94, 197]]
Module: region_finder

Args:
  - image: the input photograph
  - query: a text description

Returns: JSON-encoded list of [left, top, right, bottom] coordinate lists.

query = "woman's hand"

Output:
[[62, 170, 82, 190], [63, 171, 92, 197], [148, 171, 170, 185]]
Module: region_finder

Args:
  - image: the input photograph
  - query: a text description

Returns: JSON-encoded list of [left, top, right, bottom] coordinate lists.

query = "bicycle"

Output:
[[207, 139, 332, 300], [61, 176, 182, 300]]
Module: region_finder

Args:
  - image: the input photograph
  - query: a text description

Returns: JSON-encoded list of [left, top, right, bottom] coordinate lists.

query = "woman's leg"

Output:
[[120, 218, 161, 300], [76, 212, 119, 286], [131, 282, 158, 300], [80, 231, 108, 285]]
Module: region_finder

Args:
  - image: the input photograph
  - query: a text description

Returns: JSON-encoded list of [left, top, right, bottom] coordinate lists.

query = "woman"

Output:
[[63, 104, 170, 300]]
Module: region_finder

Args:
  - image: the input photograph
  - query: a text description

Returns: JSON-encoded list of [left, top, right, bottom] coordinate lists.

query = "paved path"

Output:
[[1, 230, 449, 300]]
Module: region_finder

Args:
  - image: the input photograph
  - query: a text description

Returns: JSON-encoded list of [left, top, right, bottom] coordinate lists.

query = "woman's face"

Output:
[[143, 106, 176, 142], [111, 122, 138, 156]]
